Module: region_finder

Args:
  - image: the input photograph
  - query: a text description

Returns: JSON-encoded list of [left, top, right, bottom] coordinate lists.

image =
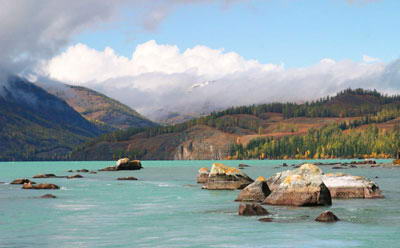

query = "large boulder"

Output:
[[100, 158, 143, 171], [196, 167, 209, 184], [322, 173, 384, 199], [238, 203, 269, 216], [203, 163, 254, 190], [315, 211, 339, 222], [267, 163, 323, 191], [264, 173, 332, 207], [10, 178, 35, 185], [22, 183, 60, 190], [235, 176, 271, 202], [116, 158, 142, 170]]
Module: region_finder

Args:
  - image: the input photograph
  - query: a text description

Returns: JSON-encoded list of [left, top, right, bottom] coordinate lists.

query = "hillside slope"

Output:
[[39, 83, 157, 130], [71, 88, 400, 160], [0, 76, 103, 161]]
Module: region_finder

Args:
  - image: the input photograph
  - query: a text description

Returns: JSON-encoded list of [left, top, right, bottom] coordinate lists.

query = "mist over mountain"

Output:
[[39, 41, 400, 122]]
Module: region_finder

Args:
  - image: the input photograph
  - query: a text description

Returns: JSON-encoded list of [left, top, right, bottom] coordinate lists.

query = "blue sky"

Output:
[[74, 0, 400, 68]]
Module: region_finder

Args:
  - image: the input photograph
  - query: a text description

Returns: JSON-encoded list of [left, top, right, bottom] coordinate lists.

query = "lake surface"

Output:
[[0, 159, 399, 248]]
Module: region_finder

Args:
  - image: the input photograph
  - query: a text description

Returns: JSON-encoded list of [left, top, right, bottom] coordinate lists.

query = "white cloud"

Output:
[[39, 41, 400, 121], [363, 55, 381, 63]]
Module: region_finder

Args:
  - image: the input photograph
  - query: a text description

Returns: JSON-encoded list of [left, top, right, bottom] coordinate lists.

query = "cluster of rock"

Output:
[[99, 158, 143, 171], [196, 162, 384, 222], [8, 158, 142, 199]]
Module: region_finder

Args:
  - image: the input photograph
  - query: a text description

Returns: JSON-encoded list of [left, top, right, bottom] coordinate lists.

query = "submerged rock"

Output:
[[264, 164, 332, 206], [77, 169, 89, 173], [258, 217, 274, 222], [32, 174, 58, 178], [322, 173, 383, 199], [196, 167, 209, 184], [203, 163, 253, 190], [238, 164, 250, 168], [10, 178, 35, 185], [40, 194, 57, 199], [235, 176, 271, 202], [22, 183, 60, 190], [238, 203, 269, 216], [67, 174, 83, 179], [315, 211, 339, 222], [99, 166, 117, 171], [117, 177, 138, 180]]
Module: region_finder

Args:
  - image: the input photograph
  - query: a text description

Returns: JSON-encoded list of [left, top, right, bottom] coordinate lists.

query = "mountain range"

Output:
[[0, 75, 156, 161], [2, 75, 400, 161], [71, 88, 400, 160]]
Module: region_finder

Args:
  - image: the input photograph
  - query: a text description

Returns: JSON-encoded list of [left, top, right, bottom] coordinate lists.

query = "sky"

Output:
[[1, 0, 400, 120]]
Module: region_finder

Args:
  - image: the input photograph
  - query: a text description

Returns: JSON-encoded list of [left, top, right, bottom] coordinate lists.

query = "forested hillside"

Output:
[[0, 76, 103, 161], [72, 89, 400, 160]]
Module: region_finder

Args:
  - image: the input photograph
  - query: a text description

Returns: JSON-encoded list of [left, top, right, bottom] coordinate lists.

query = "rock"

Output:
[[99, 166, 117, 171], [235, 176, 271, 202], [238, 203, 269, 216], [258, 217, 274, 222], [76, 169, 89, 173], [22, 183, 60, 190], [282, 163, 288, 167], [238, 164, 250, 168], [32, 174, 57, 178], [332, 166, 346, 169], [322, 173, 383, 199], [267, 163, 323, 191], [116, 158, 130, 166], [116, 158, 142, 170], [117, 177, 138, 180], [264, 174, 331, 206], [67, 174, 83, 179], [264, 164, 331, 206], [100, 158, 143, 171], [315, 211, 339, 222], [196, 167, 209, 183], [10, 178, 35, 185], [89, 171, 97, 174], [203, 163, 254, 190], [67, 170, 73, 172], [349, 165, 357, 168], [40, 194, 57, 199]]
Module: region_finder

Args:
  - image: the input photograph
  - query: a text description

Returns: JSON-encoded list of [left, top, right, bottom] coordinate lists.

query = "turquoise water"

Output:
[[0, 159, 399, 248]]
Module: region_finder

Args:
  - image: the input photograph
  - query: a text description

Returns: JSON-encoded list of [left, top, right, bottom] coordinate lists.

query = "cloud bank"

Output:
[[39, 41, 400, 121]]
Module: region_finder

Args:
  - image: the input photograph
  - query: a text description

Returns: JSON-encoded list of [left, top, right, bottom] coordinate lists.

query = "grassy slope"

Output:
[[52, 85, 157, 130]]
